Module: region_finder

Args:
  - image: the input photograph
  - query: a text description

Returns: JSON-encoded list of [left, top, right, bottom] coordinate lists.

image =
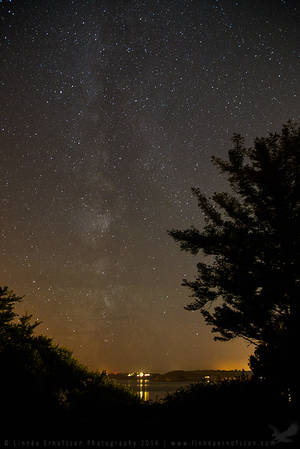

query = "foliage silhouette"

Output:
[[1, 279, 298, 440], [0, 286, 141, 437], [168, 122, 300, 401], [164, 377, 299, 442]]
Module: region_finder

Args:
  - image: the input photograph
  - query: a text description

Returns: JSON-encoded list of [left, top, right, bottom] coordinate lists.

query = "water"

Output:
[[115, 379, 194, 402]]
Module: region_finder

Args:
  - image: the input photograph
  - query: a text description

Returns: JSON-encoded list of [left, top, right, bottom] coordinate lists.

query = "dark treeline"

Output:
[[1, 285, 295, 442], [0, 283, 297, 443]]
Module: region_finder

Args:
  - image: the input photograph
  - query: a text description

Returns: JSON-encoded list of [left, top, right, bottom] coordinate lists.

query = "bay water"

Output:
[[115, 379, 194, 402]]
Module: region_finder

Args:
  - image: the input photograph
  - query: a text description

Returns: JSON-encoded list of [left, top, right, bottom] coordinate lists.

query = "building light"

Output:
[[133, 371, 151, 378]]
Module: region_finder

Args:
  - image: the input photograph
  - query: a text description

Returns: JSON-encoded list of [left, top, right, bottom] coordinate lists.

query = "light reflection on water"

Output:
[[116, 379, 193, 402]]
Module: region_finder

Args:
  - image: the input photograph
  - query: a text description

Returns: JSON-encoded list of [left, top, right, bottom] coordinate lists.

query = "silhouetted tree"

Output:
[[1, 287, 296, 439], [168, 122, 300, 401], [0, 286, 92, 433], [0, 286, 142, 437]]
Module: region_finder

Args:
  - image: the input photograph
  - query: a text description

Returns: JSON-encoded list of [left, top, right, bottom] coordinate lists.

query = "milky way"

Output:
[[1, 0, 299, 372]]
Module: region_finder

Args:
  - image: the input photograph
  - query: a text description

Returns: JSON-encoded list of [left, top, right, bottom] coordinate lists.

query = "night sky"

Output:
[[1, 0, 299, 373]]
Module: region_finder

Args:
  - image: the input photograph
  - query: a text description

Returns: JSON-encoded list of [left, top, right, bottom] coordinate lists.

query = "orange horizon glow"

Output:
[[107, 365, 251, 374]]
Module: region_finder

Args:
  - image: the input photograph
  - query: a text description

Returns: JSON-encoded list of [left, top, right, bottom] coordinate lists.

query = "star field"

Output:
[[0, 0, 299, 372]]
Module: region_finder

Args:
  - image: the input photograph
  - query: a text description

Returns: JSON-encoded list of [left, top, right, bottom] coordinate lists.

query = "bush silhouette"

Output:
[[0, 286, 142, 437]]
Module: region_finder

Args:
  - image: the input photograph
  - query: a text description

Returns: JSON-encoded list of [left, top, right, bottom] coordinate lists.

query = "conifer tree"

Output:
[[168, 122, 300, 398]]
